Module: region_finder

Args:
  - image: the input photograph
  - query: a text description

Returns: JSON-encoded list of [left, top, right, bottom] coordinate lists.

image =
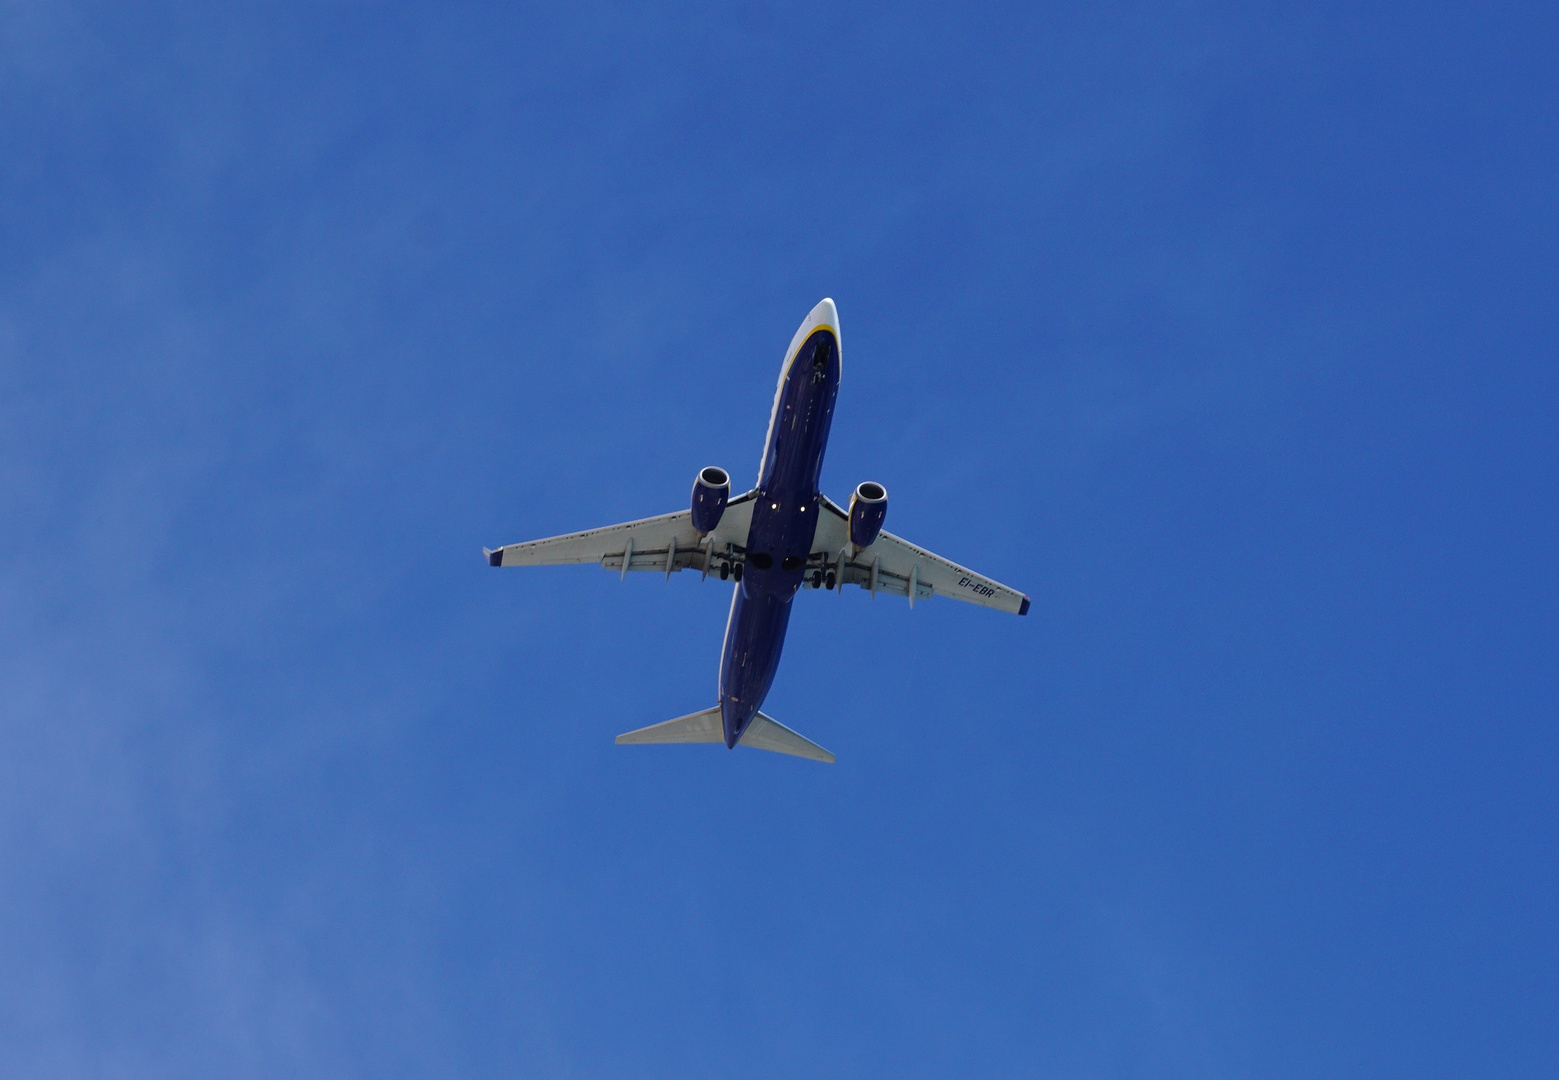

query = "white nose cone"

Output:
[[783, 297, 841, 370]]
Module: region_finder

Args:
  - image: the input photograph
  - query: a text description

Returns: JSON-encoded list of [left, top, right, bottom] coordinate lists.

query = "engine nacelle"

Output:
[[848, 481, 888, 549], [691, 466, 730, 534]]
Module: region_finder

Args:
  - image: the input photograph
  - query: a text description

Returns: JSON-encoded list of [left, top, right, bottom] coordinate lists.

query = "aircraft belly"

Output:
[[715, 327, 839, 747], [718, 588, 794, 746]]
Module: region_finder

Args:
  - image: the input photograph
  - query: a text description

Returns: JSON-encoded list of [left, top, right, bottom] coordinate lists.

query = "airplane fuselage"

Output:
[[486, 296, 1028, 761], [717, 325, 840, 746]]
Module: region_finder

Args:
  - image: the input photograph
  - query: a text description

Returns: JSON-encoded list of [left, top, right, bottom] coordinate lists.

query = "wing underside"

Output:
[[486, 491, 759, 575], [806, 496, 1028, 615], [484, 490, 1026, 614]]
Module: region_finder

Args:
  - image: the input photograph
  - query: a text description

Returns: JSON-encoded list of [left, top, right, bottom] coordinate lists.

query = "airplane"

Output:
[[483, 298, 1027, 763]]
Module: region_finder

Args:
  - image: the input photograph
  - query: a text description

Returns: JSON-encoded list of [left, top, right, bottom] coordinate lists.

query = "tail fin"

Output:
[[615, 707, 834, 763]]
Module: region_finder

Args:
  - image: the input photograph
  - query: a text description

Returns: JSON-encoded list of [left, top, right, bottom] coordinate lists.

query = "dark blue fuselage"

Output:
[[718, 329, 840, 746]]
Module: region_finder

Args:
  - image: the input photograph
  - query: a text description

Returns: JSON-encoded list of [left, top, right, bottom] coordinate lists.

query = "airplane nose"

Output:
[[809, 297, 837, 329]]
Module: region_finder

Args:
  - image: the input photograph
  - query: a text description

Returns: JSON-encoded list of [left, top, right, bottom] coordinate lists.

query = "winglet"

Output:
[[1018, 595, 1030, 616], [484, 547, 503, 567]]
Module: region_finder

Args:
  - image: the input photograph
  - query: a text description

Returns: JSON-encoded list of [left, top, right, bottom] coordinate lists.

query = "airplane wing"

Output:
[[485, 490, 759, 576], [809, 495, 1029, 615], [485, 489, 1026, 614]]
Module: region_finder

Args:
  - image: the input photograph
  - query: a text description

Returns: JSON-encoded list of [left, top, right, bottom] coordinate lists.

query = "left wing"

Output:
[[808, 495, 1029, 615], [486, 490, 758, 576]]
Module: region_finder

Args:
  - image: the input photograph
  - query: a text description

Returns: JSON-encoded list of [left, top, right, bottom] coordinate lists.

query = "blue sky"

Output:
[[2, 2, 1555, 1076]]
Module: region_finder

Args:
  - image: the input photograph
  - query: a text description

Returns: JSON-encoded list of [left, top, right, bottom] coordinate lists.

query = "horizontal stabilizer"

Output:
[[615, 706, 724, 745], [615, 707, 835, 763], [740, 712, 835, 763]]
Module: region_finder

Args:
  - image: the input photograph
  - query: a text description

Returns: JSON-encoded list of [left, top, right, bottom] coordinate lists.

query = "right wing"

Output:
[[485, 490, 758, 576], [807, 495, 1029, 614]]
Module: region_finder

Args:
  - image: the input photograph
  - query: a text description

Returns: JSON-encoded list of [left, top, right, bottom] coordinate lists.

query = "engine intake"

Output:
[[691, 466, 730, 534], [848, 481, 888, 549]]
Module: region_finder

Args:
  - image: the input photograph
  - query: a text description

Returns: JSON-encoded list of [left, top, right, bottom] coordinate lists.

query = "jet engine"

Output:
[[848, 481, 888, 549], [691, 466, 730, 534]]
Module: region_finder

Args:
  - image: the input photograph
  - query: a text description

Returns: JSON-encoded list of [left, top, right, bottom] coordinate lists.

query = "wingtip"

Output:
[[1018, 595, 1030, 616], [485, 547, 503, 567]]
